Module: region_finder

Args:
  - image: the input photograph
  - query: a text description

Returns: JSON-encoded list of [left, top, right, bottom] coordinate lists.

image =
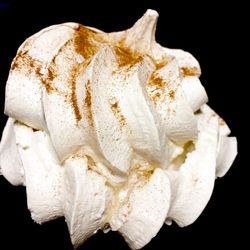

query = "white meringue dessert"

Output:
[[0, 9, 237, 250]]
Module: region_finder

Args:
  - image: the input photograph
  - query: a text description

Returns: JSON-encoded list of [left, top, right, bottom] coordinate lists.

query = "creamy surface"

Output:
[[0, 9, 237, 250]]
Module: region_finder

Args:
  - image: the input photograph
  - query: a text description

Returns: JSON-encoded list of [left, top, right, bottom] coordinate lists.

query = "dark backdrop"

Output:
[[0, 1, 246, 250]]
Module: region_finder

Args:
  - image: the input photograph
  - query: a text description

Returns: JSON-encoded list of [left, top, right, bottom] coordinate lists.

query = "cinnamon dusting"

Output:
[[71, 77, 82, 122], [84, 80, 94, 127], [149, 73, 165, 88], [11, 60, 19, 71], [109, 98, 126, 126], [155, 57, 173, 70], [10, 52, 56, 93], [180, 67, 200, 76], [114, 46, 142, 68], [169, 90, 175, 100], [11, 22, 185, 125], [46, 67, 57, 91], [11, 52, 38, 73], [147, 72, 167, 102], [73, 25, 106, 61], [142, 168, 154, 178]]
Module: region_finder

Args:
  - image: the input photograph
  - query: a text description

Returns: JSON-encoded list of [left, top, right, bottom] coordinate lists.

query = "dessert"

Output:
[[0, 9, 237, 249]]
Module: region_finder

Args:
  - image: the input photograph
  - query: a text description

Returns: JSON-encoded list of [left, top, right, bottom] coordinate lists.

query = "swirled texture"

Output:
[[0, 10, 237, 250]]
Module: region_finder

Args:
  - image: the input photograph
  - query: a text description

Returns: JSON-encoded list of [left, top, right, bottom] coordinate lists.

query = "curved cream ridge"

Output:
[[0, 9, 237, 250]]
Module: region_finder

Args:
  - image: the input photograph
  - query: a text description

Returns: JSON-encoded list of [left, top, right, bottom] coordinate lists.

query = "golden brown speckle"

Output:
[[149, 73, 165, 89], [10, 52, 57, 93], [142, 169, 154, 178], [71, 77, 82, 122], [109, 98, 126, 126], [84, 80, 94, 127], [155, 55, 174, 69], [114, 46, 142, 68], [169, 90, 175, 100], [74, 25, 106, 61], [11, 60, 19, 71], [180, 67, 200, 76]]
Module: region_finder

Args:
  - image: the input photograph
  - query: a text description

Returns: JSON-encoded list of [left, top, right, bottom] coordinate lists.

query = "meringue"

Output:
[[0, 9, 237, 250]]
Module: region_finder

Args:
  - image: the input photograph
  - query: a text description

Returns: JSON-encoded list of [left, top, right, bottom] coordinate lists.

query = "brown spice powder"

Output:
[[74, 25, 106, 61], [10, 52, 56, 92], [11, 60, 19, 71], [47, 68, 56, 85], [109, 98, 126, 126], [155, 57, 173, 70], [142, 168, 154, 178], [71, 76, 82, 122], [152, 92, 161, 100], [84, 80, 94, 127], [12, 23, 184, 125], [169, 90, 175, 100], [11, 52, 37, 73], [180, 67, 200, 76], [149, 73, 165, 88], [114, 46, 142, 68]]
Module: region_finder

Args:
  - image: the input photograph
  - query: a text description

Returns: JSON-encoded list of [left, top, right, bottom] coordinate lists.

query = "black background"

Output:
[[0, 0, 247, 249]]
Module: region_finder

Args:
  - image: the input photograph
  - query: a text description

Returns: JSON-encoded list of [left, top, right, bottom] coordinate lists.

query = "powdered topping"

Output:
[[149, 73, 166, 89], [71, 77, 81, 122], [114, 46, 142, 68], [73, 25, 106, 60], [180, 66, 200, 76], [169, 90, 175, 100], [109, 97, 126, 126], [84, 80, 94, 126]]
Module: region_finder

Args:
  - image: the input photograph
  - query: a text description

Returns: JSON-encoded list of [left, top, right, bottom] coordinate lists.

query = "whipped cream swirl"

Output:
[[0, 9, 237, 250]]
